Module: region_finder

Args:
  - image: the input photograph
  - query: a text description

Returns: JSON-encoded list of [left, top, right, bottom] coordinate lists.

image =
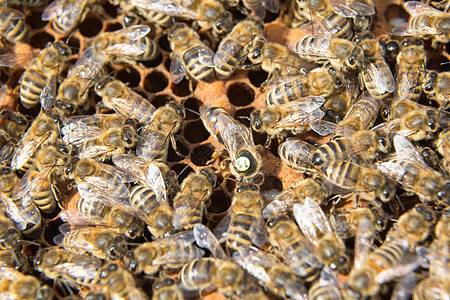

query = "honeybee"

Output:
[[0, 212, 21, 251], [395, 38, 427, 102], [0, 266, 52, 300], [11, 109, 61, 171], [0, 170, 42, 238], [19, 41, 71, 110], [41, 0, 99, 34], [233, 246, 308, 299], [76, 126, 137, 161], [0, 7, 29, 44], [0, 249, 29, 271], [152, 277, 184, 300], [168, 23, 215, 83], [173, 167, 216, 230], [308, 267, 343, 300], [435, 129, 450, 174], [375, 135, 449, 206], [137, 101, 185, 162], [95, 77, 156, 124], [61, 197, 145, 240], [392, 1, 450, 46], [422, 70, 449, 109], [387, 204, 437, 250], [54, 225, 128, 260], [0, 109, 28, 147], [34, 247, 103, 288], [124, 231, 205, 276], [246, 41, 309, 84], [200, 105, 262, 180], [330, 206, 387, 240], [379, 37, 400, 68], [265, 67, 343, 106], [90, 25, 159, 64], [311, 130, 390, 166], [179, 257, 246, 298], [54, 47, 106, 116], [95, 263, 149, 300], [343, 231, 421, 299], [0, 0, 46, 6], [266, 217, 323, 283], [372, 108, 440, 141], [250, 96, 326, 143], [293, 198, 349, 273], [338, 91, 382, 132], [278, 137, 317, 171], [214, 18, 265, 79], [320, 159, 396, 204], [215, 183, 265, 254], [263, 178, 329, 219], [61, 114, 137, 146], [306, 0, 375, 39], [290, 14, 364, 72], [353, 32, 395, 99]]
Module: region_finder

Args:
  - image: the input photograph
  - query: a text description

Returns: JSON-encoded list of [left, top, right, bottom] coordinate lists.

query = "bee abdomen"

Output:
[[20, 69, 47, 109], [184, 46, 214, 83]]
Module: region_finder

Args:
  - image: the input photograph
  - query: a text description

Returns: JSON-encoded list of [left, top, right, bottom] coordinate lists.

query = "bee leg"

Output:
[[354, 194, 360, 207], [172, 135, 188, 158]]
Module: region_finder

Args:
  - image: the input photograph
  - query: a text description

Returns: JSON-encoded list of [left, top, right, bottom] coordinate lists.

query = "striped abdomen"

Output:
[[173, 195, 204, 230], [200, 106, 227, 145], [179, 257, 216, 290], [227, 213, 257, 254], [278, 138, 315, 169], [265, 76, 308, 105], [129, 185, 159, 215], [214, 40, 245, 79], [184, 46, 214, 82], [0, 8, 28, 43], [29, 172, 58, 214], [363, 61, 393, 99], [341, 96, 382, 131], [366, 242, 406, 273], [146, 11, 174, 28], [19, 67, 48, 109], [321, 12, 353, 40], [288, 0, 310, 28], [320, 160, 361, 190], [313, 138, 351, 166]]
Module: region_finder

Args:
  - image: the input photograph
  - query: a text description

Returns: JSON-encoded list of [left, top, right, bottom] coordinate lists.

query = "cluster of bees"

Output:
[[0, 0, 449, 299]]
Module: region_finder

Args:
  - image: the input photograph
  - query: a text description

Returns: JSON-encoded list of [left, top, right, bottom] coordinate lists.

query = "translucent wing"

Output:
[[169, 55, 187, 84], [12, 166, 54, 202], [11, 132, 49, 170], [40, 69, 58, 110], [145, 162, 168, 206], [129, 0, 199, 18], [232, 247, 273, 284], [0, 192, 41, 231], [197, 45, 215, 68], [173, 196, 205, 230], [391, 273, 417, 300], [262, 0, 279, 13], [216, 113, 256, 167], [114, 25, 151, 41], [314, 267, 343, 299], [78, 144, 117, 160], [59, 208, 110, 228], [274, 108, 324, 129], [51, 260, 101, 285], [293, 197, 332, 247], [354, 217, 375, 270], [61, 121, 103, 146], [403, 1, 443, 17], [395, 62, 422, 102], [310, 120, 339, 136], [105, 41, 147, 57], [375, 253, 423, 284], [364, 61, 395, 95], [136, 123, 175, 160], [0, 7, 24, 21], [214, 39, 248, 68], [41, 0, 65, 20], [393, 135, 427, 166], [193, 224, 228, 260], [66, 47, 105, 96], [112, 154, 149, 183], [331, 0, 375, 17], [108, 91, 156, 123], [54, 227, 98, 252]]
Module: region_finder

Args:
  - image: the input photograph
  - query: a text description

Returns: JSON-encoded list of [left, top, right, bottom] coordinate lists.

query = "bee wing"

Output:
[[214, 39, 246, 68], [129, 0, 199, 19], [40, 69, 58, 110], [293, 198, 333, 247], [216, 113, 256, 166], [42, 0, 88, 32], [371, 118, 402, 136], [12, 166, 54, 201], [59, 208, 110, 227], [136, 122, 175, 160], [263, 187, 298, 219], [331, 0, 375, 17], [278, 138, 317, 166], [173, 196, 204, 229], [0, 192, 40, 231], [393, 135, 427, 166], [145, 162, 168, 206], [108, 92, 156, 123], [41, 0, 65, 20], [395, 63, 422, 102], [403, 1, 443, 17], [354, 218, 375, 270], [78, 177, 130, 205], [54, 228, 98, 252], [262, 0, 279, 13], [114, 25, 151, 41], [169, 55, 187, 84], [365, 61, 395, 95], [273, 108, 324, 129], [0, 7, 25, 20], [391, 273, 418, 300], [214, 211, 232, 241], [193, 224, 228, 260], [105, 40, 147, 57], [61, 122, 103, 146], [11, 133, 49, 170], [197, 45, 215, 68], [233, 247, 274, 284], [375, 253, 424, 285], [310, 120, 338, 136], [0, 85, 7, 102], [78, 144, 116, 159], [50, 260, 101, 285], [0, 53, 36, 68], [112, 154, 148, 182], [66, 47, 106, 95]]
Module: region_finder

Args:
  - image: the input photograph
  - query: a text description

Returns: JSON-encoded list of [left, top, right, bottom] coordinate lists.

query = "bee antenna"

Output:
[[183, 107, 200, 116], [65, 30, 79, 44], [441, 61, 450, 65], [236, 115, 251, 122], [19, 239, 41, 247], [177, 164, 191, 178]]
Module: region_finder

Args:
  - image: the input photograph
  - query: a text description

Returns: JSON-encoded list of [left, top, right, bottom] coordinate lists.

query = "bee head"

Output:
[[200, 167, 217, 186], [108, 235, 128, 260]]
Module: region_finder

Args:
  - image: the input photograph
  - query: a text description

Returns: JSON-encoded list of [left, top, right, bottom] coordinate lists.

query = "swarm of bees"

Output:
[[0, 0, 449, 299]]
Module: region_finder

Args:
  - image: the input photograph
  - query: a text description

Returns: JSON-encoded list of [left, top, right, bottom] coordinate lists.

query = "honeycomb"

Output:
[[0, 0, 449, 299]]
